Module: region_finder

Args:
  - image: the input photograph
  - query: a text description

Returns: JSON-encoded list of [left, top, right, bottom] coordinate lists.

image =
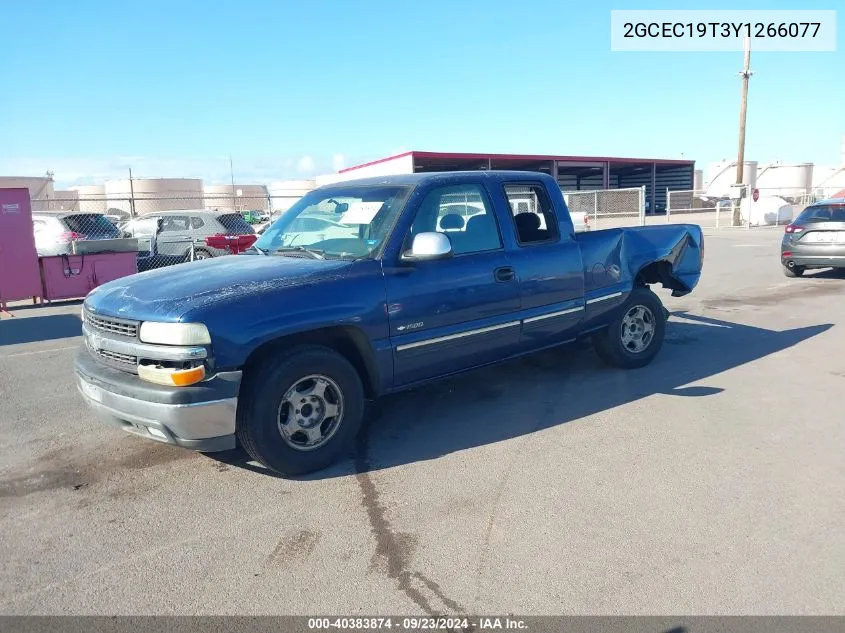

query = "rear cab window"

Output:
[[503, 184, 559, 245], [216, 213, 255, 235]]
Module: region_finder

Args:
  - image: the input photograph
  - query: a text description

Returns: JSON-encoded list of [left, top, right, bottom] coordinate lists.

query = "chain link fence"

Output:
[[665, 190, 722, 228], [30, 197, 262, 273], [562, 186, 645, 229], [36, 180, 801, 285], [663, 185, 843, 230], [665, 186, 804, 229], [27, 186, 650, 281]]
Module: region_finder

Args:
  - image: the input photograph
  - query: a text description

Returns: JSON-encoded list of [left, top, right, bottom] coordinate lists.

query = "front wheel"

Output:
[[592, 287, 667, 369], [236, 346, 365, 476]]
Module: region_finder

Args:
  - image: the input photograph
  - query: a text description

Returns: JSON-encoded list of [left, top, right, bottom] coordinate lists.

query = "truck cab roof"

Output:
[[316, 170, 558, 189]]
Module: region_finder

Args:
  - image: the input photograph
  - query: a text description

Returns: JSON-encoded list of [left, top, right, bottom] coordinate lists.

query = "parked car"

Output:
[[241, 210, 263, 225], [75, 171, 703, 476], [32, 212, 121, 256], [781, 198, 845, 277], [119, 209, 255, 262]]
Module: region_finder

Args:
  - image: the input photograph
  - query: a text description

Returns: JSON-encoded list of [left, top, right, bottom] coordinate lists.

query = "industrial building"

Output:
[[267, 180, 317, 212], [203, 184, 269, 211], [68, 185, 107, 212], [101, 178, 204, 215], [315, 151, 697, 209], [0, 177, 55, 202]]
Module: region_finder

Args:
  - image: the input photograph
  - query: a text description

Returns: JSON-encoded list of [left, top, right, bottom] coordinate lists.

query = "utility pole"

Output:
[[734, 35, 753, 226], [229, 155, 236, 210], [128, 167, 137, 218]]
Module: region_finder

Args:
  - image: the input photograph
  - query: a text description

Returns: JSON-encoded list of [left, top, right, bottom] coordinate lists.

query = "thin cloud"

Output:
[[0, 154, 346, 188], [297, 155, 316, 174]]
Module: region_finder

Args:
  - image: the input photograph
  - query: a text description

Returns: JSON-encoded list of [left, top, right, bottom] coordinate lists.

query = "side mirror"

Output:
[[400, 232, 453, 262]]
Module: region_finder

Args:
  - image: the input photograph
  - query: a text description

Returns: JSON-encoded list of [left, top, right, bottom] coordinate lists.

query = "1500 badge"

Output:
[[396, 322, 424, 332]]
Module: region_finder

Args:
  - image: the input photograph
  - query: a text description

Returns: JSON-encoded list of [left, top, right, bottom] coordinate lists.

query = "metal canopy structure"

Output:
[[339, 151, 696, 209]]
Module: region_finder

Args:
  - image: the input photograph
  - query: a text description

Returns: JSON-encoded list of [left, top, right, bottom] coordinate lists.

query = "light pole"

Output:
[[734, 35, 753, 226], [128, 167, 137, 218], [229, 155, 236, 209]]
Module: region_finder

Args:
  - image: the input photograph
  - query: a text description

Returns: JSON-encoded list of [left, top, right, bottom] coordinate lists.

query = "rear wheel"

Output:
[[236, 345, 364, 476], [592, 287, 667, 369], [191, 248, 212, 261], [782, 263, 805, 277]]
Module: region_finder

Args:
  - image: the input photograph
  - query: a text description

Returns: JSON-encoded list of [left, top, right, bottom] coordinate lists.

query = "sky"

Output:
[[0, 0, 842, 188]]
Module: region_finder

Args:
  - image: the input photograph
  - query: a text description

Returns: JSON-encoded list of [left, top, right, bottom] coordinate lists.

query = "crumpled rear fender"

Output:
[[576, 224, 704, 298]]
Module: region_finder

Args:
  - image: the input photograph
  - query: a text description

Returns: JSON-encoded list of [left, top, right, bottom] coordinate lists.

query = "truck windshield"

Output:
[[254, 185, 411, 259]]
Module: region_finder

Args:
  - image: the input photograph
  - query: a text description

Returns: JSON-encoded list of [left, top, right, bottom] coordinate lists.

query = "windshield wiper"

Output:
[[271, 246, 326, 260], [247, 244, 268, 255]]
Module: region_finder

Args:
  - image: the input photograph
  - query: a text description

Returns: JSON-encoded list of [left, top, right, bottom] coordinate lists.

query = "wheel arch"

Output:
[[241, 326, 379, 399], [634, 260, 675, 289]]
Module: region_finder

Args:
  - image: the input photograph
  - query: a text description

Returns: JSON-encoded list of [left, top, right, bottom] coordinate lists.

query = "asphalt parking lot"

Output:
[[1, 226, 844, 616]]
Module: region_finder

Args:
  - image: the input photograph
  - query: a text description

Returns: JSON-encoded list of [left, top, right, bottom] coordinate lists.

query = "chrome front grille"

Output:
[[95, 348, 138, 366], [84, 309, 138, 338]]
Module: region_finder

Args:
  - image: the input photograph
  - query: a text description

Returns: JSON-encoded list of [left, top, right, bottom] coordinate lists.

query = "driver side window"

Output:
[[408, 184, 502, 255]]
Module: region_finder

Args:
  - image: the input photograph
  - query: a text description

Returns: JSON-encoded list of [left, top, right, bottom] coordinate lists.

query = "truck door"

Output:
[[385, 183, 522, 387], [498, 182, 586, 347]]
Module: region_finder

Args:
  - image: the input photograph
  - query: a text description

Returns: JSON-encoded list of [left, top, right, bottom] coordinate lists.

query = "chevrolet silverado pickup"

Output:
[[75, 171, 703, 475]]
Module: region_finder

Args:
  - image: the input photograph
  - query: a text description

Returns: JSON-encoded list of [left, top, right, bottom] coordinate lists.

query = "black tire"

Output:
[[592, 287, 667, 369], [782, 264, 805, 277], [236, 345, 364, 476], [191, 248, 212, 261]]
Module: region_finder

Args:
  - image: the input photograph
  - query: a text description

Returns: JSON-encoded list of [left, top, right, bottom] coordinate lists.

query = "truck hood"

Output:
[[84, 255, 353, 321]]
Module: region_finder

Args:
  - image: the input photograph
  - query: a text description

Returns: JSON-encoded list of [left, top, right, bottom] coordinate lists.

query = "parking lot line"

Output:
[[0, 345, 78, 359]]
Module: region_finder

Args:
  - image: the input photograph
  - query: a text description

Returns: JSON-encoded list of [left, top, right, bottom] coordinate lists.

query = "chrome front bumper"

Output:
[[75, 347, 240, 452]]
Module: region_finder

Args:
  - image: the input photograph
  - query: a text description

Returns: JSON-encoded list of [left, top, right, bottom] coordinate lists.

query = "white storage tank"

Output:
[[268, 179, 316, 213], [104, 178, 204, 215], [68, 184, 108, 213], [0, 176, 55, 208], [704, 160, 757, 198], [811, 166, 845, 198], [755, 162, 813, 197], [204, 184, 268, 210], [49, 190, 80, 211]]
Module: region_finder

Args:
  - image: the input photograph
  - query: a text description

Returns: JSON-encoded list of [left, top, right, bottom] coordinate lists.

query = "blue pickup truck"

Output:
[[75, 171, 703, 475]]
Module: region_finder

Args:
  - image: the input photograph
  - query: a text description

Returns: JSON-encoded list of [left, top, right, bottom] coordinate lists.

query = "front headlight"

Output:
[[138, 322, 211, 345]]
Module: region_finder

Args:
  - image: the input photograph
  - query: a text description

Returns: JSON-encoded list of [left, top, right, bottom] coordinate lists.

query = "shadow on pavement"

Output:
[[804, 268, 845, 279], [207, 313, 832, 479], [0, 313, 82, 346], [0, 299, 83, 314]]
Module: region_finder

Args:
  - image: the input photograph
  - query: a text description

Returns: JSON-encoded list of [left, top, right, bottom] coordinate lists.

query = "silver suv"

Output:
[[119, 210, 255, 262]]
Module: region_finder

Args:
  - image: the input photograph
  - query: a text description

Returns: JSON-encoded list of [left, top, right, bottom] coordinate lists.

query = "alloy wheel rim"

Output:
[[620, 305, 655, 353], [276, 374, 344, 451]]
